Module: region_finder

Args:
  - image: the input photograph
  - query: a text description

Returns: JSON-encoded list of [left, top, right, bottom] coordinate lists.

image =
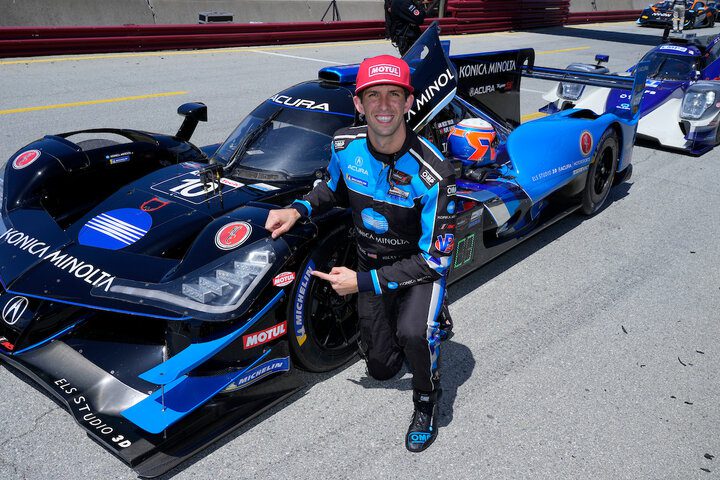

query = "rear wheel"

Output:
[[581, 128, 619, 215], [287, 224, 359, 372]]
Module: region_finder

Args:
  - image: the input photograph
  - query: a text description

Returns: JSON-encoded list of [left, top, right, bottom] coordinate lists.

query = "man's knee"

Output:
[[366, 356, 403, 381], [396, 321, 435, 348]]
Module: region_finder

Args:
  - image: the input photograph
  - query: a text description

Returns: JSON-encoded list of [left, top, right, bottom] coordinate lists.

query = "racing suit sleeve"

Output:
[[392, 0, 426, 25], [356, 166, 456, 294], [291, 144, 349, 217]]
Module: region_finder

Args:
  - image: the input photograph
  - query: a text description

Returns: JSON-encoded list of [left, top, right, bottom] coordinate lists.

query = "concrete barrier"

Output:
[[570, 0, 649, 12], [0, 0, 385, 26]]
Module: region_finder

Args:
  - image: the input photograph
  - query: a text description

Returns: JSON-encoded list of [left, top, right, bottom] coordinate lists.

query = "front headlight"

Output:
[[94, 239, 279, 321], [558, 82, 585, 101], [681, 84, 718, 120]]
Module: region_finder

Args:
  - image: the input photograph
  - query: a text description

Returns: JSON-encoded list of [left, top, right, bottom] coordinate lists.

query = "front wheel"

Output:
[[581, 128, 619, 215], [287, 224, 359, 372]]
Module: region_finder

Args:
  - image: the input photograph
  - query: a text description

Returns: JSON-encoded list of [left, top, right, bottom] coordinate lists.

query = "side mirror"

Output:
[[176, 102, 207, 141], [595, 54, 610, 65]]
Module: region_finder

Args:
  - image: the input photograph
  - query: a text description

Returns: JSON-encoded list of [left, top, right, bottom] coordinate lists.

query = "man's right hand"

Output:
[[265, 208, 302, 239]]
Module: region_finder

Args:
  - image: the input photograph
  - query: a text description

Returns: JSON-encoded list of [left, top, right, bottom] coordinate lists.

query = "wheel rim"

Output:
[[306, 241, 359, 354], [593, 146, 615, 196]]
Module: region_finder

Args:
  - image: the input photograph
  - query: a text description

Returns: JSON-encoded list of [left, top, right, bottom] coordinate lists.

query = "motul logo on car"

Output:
[[243, 321, 287, 349], [273, 272, 295, 287], [369, 64, 401, 77]]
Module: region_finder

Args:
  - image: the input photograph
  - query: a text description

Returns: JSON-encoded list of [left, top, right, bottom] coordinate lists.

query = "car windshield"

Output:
[[639, 51, 700, 80], [212, 101, 354, 179]]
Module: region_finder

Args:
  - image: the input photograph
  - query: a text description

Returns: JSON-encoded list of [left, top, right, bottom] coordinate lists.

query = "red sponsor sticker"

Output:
[[0, 337, 14, 351], [272, 272, 296, 287], [580, 131, 593, 157], [242, 321, 287, 349], [214, 221, 252, 250], [140, 196, 171, 212], [12, 149, 41, 170]]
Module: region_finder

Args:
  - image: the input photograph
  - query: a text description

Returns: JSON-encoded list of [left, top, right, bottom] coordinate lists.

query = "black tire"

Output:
[[75, 138, 120, 150], [287, 224, 359, 372], [581, 128, 619, 215]]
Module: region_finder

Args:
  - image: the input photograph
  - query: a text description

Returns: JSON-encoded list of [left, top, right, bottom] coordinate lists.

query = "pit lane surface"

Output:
[[1, 21, 720, 479]]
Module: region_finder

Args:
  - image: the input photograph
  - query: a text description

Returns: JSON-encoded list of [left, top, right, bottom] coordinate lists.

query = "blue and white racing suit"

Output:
[[292, 125, 456, 392]]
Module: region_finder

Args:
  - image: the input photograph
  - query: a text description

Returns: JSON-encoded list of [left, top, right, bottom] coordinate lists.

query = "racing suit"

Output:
[[385, 0, 426, 56], [292, 125, 456, 392], [673, 0, 686, 31]]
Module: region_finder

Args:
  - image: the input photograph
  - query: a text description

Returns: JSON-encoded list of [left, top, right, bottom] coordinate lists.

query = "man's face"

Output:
[[354, 85, 414, 140]]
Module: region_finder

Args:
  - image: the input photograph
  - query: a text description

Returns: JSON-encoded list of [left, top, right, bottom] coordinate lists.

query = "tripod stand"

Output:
[[322, 0, 341, 21]]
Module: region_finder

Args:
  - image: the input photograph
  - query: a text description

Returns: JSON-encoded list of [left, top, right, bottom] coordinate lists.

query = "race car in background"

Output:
[[0, 25, 648, 477], [541, 34, 720, 154], [637, 0, 716, 29]]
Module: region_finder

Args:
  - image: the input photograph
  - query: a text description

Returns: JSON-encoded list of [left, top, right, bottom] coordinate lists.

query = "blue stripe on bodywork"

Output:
[[10, 319, 85, 356], [122, 350, 287, 434], [139, 290, 285, 385]]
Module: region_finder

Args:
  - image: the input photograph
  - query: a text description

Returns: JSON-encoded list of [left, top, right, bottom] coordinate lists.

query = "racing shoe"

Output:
[[406, 390, 439, 452]]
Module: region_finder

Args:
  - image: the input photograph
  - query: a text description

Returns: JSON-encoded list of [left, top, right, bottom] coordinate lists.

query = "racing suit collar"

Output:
[[366, 126, 416, 166]]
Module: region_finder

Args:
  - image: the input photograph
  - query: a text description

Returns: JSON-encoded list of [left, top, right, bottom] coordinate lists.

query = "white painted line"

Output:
[[247, 49, 336, 64]]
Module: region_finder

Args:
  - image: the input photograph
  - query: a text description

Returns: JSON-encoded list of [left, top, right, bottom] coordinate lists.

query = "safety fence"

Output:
[[0, 4, 640, 58]]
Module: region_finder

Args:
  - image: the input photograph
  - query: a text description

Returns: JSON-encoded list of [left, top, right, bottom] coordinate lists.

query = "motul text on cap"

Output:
[[355, 55, 414, 94]]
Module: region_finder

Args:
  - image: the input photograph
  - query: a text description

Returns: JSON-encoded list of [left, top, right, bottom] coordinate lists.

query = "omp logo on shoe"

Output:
[[409, 432, 432, 444], [243, 321, 287, 349], [361, 208, 389, 234], [369, 64, 401, 77]]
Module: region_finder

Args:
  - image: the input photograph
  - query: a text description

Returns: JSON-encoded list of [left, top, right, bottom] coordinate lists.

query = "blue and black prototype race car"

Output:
[[0, 25, 648, 477], [542, 33, 720, 154], [637, 0, 716, 29]]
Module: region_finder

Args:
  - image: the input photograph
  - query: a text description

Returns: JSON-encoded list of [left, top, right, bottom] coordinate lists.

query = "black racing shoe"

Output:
[[405, 390, 439, 453]]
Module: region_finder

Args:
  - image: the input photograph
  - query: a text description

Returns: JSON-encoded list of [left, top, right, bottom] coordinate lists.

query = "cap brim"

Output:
[[355, 79, 414, 94]]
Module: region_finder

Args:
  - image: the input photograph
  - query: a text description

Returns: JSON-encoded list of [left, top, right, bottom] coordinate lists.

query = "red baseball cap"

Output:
[[355, 55, 414, 95]]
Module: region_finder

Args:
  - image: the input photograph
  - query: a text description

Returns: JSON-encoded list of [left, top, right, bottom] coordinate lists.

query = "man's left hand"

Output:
[[311, 267, 359, 295]]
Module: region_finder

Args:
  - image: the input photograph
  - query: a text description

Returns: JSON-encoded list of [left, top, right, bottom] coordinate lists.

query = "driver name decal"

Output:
[[215, 222, 252, 250], [269, 94, 329, 111], [12, 149, 41, 170], [0, 228, 116, 291]]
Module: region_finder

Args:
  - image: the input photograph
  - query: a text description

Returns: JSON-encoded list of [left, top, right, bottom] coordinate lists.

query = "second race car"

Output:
[[637, 0, 716, 29]]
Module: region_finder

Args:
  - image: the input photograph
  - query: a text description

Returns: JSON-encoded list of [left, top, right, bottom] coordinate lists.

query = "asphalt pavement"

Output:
[[0, 21, 719, 480]]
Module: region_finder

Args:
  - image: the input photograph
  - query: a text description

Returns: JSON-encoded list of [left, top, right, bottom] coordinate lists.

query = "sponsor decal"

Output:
[[0, 336, 14, 351], [348, 164, 369, 176], [140, 196, 171, 212], [447, 201, 456, 214], [408, 68, 456, 119], [294, 261, 314, 346], [12, 149, 41, 170], [356, 229, 410, 246], [435, 233, 455, 254], [0, 228, 116, 291], [458, 60, 517, 79], [220, 178, 243, 188], [388, 186, 410, 199], [446, 185, 457, 196], [659, 45, 689, 53], [440, 223, 455, 230], [420, 169, 437, 187], [388, 282, 398, 290], [369, 64, 401, 78], [106, 152, 132, 165], [346, 173, 368, 187], [273, 272, 296, 287], [469, 85, 495, 96], [215, 222, 252, 250], [413, 8, 420, 15], [78, 208, 152, 251], [361, 208, 389, 234], [54, 378, 132, 449], [247, 183, 280, 192], [269, 94, 329, 111], [408, 432, 432, 444], [580, 131, 594, 157], [390, 169, 412, 185], [2, 296, 28, 326], [223, 357, 291, 392], [243, 321, 287, 349]]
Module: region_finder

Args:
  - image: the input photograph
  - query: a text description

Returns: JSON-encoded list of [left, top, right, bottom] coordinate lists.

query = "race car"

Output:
[[637, 0, 716, 29], [540, 34, 720, 154], [0, 25, 648, 477]]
